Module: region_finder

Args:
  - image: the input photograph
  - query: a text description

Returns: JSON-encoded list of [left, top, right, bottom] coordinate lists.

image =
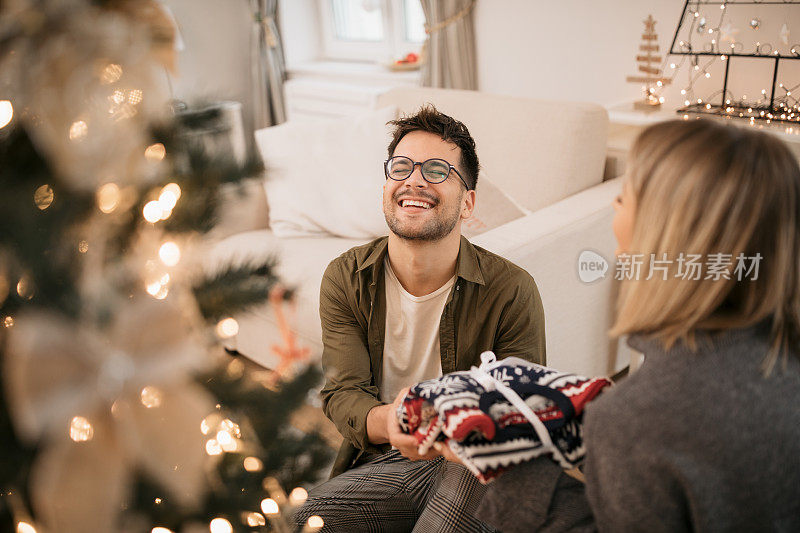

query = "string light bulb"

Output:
[[243, 457, 263, 472], [127, 89, 143, 105], [245, 513, 266, 527], [34, 185, 54, 210], [69, 416, 94, 442], [289, 487, 309, 505], [0, 100, 12, 129], [216, 430, 233, 446], [145, 143, 166, 162], [140, 386, 163, 408], [201, 413, 222, 435], [16, 522, 37, 533], [143, 201, 163, 223], [261, 498, 279, 515], [100, 64, 123, 85], [158, 183, 181, 211], [97, 183, 121, 213], [307, 516, 324, 529], [205, 439, 223, 456], [69, 120, 88, 141], [158, 241, 180, 267], [216, 318, 239, 338], [209, 518, 232, 533], [16, 275, 34, 300]]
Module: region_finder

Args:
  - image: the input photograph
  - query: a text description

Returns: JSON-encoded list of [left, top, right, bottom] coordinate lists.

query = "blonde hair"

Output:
[[610, 119, 800, 373]]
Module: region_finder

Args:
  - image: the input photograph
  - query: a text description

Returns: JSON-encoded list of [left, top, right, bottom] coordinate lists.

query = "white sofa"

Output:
[[207, 87, 628, 378]]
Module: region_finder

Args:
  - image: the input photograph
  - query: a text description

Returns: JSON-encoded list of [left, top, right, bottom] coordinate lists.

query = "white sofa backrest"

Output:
[[377, 87, 609, 213]]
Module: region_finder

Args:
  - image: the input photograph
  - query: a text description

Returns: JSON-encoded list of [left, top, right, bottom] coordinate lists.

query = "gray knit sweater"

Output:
[[477, 325, 800, 532], [584, 325, 800, 532]]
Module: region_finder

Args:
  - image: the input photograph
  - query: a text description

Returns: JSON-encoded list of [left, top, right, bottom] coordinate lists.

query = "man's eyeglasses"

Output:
[[384, 156, 471, 190]]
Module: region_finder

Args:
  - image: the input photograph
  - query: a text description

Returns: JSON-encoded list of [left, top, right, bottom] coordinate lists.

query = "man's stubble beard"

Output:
[[384, 191, 463, 242]]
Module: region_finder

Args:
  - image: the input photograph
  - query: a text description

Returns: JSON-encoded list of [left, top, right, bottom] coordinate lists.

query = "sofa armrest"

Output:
[[471, 178, 631, 377]]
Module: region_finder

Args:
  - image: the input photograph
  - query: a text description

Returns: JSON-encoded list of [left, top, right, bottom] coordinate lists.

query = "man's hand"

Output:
[[433, 441, 464, 465], [385, 387, 441, 461]]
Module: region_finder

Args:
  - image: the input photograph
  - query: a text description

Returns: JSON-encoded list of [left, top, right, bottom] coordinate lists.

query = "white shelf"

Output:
[[606, 102, 800, 146]]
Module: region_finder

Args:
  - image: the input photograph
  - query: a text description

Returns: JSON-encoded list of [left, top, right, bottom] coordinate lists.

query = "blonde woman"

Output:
[[456, 119, 800, 532], [583, 119, 800, 531]]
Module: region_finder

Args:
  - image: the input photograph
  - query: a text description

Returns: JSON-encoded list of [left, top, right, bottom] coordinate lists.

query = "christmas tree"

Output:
[[0, 1, 332, 531], [626, 14, 671, 110]]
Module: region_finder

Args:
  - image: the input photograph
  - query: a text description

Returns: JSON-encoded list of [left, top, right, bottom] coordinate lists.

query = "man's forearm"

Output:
[[366, 403, 391, 444]]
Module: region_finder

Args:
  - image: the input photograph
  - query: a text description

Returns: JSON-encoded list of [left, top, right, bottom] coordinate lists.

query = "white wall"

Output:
[[279, 0, 321, 66], [474, 0, 686, 106], [162, 0, 321, 139], [162, 0, 798, 126], [164, 0, 254, 137]]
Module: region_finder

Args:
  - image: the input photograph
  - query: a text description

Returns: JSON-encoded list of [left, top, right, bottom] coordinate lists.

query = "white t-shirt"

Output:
[[380, 258, 456, 403]]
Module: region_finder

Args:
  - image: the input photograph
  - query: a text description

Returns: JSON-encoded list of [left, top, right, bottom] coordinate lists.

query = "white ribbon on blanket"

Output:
[[468, 351, 569, 466]]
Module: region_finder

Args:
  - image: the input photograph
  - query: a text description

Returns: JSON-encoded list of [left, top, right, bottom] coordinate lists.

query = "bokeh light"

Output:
[[260, 498, 279, 515], [69, 416, 94, 442], [215, 318, 239, 338], [140, 386, 163, 408], [0, 100, 13, 129], [100, 63, 123, 84], [145, 143, 166, 162], [208, 518, 232, 533], [97, 183, 121, 213], [69, 120, 88, 141], [34, 185, 54, 210]]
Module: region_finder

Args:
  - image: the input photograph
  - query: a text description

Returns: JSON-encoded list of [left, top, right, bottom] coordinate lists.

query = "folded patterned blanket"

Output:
[[396, 352, 612, 483]]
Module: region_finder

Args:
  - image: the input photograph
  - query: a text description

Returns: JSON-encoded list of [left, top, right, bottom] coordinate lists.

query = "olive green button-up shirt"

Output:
[[319, 235, 546, 477]]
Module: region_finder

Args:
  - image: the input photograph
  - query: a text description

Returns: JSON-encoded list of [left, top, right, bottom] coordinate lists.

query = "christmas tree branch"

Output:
[[192, 260, 290, 323]]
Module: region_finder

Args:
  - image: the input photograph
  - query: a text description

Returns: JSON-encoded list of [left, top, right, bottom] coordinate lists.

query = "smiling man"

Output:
[[295, 105, 546, 532]]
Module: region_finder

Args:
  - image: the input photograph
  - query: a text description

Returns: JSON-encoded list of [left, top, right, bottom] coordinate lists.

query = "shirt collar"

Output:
[[356, 235, 485, 286], [455, 235, 485, 286]]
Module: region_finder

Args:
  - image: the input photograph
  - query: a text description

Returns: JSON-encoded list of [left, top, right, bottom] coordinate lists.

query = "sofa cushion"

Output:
[[255, 106, 397, 240], [462, 173, 528, 238]]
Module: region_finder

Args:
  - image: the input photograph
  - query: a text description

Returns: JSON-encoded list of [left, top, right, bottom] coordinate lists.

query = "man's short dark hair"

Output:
[[387, 104, 480, 190]]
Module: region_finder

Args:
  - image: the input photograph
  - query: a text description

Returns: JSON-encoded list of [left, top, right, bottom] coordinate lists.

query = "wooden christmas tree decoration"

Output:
[[627, 15, 671, 110]]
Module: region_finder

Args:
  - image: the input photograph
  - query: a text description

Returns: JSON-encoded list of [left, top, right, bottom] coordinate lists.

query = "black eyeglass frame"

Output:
[[384, 156, 472, 190]]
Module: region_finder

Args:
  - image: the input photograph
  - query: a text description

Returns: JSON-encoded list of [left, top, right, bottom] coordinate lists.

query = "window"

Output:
[[319, 0, 426, 62]]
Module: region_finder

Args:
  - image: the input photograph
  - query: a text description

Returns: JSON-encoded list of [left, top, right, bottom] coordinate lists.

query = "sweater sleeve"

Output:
[[582, 396, 692, 533]]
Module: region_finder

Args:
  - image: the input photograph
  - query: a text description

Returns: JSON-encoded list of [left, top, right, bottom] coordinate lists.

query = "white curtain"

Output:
[[251, 0, 286, 128], [419, 0, 477, 90]]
